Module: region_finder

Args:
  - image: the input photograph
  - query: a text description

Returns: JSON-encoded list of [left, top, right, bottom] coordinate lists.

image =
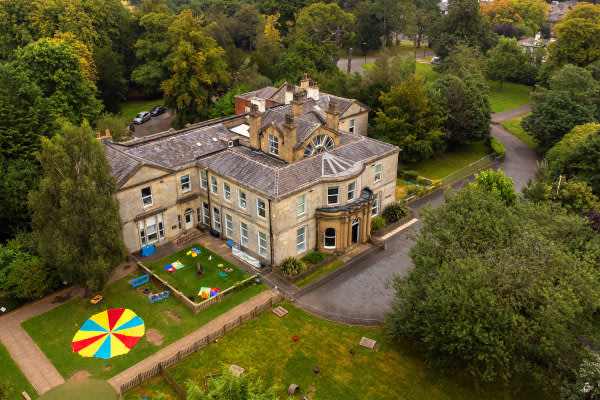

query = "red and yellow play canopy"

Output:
[[72, 308, 145, 359]]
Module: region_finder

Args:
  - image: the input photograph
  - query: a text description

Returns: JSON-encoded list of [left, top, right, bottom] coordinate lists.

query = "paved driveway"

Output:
[[296, 106, 539, 324]]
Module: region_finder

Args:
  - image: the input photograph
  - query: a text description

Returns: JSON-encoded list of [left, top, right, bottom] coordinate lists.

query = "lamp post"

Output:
[[363, 42, 367, 63]]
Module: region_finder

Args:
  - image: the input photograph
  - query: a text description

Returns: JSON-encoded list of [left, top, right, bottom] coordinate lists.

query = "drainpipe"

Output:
[[205, 168, 213, 234], [268, 199, 274, 267]]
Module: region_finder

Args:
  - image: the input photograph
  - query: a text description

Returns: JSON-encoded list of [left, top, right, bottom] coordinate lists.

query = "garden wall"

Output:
[[370, 208, 416, 238], [136, 262, 258, 314]]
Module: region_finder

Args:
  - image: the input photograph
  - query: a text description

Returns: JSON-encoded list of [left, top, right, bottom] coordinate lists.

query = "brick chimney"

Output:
[[248, 103, 262, 150], [282, 113, 297, 156], [291, 92, 304, 117], [325, 102, 340, 131], [300, 73, 310, 90], [307, 80, 319, 100]]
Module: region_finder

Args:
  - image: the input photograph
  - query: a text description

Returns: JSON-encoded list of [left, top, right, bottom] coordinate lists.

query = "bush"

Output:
[[371, 216, 386, 230], [403, 170, 419, 181], [383, 203, 409, 223], [279, 257, 306, 278], [305, 251, 325, 265], [490, 137, 506, 156]]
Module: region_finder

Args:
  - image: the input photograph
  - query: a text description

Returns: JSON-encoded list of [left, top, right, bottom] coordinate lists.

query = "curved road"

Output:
[[296, 104, 539, 325]]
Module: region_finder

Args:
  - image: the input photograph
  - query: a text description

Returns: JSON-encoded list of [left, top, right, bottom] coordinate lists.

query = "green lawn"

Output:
[[21, 276, 266, 381], [415, 62, 440, 84], [502, 113, 537, 149], [39, 379, 117, 400], [402, 141, 491, 180], [120, 99, 163, 121], [487, 81, 532, 113], [295, 259, 345, 288], [144, 245, 249, 302], [0, 341, 37, 399], [123, 302, 547, 400]]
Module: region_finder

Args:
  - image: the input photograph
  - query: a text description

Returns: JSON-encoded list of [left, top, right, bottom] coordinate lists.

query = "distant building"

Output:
[[104, 79, 399, 268]]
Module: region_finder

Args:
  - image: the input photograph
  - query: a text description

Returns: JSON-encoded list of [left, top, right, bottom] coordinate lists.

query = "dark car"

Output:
[[133, 111, 151, 124], [150, 105, 166, 116]]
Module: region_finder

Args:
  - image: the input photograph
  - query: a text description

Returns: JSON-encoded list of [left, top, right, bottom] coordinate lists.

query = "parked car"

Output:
[[150, 105, 166, 116], [431, 56, 440, 65], [133, 111, 151, 124]]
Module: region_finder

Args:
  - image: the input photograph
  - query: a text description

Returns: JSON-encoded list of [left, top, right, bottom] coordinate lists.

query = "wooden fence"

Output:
[[119, 293, 281, 395]]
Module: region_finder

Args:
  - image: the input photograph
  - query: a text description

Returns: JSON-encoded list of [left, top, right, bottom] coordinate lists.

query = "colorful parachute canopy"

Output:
[[72, 308, 145, 359]]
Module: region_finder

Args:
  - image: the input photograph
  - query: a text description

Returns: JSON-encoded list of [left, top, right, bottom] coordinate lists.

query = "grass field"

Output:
[[396, 178, 409, 201], [144, 245, 249, 302], [487, 81, 532, 113], [123, 302, 548, 400], [401, 141, 491, 180], [38, 379, 117, 400], [21, 275, 266, 380], [0, 341, 37, 399], [120, 99, 163, 121], [295, 259, 345, 288], [502, 113, 537, 149]]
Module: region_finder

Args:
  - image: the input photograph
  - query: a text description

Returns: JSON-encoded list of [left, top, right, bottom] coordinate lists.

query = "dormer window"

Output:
[[304, 134, 334, 157], [268, 135, 279, 155]]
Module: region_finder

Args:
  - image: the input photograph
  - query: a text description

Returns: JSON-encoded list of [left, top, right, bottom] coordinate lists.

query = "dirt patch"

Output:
[[104, 365, 112, 371], [146, 328, 164, 346], [52, 291, 72, 304], [69, 370, 92, 381], [164, 310, 181, 323]]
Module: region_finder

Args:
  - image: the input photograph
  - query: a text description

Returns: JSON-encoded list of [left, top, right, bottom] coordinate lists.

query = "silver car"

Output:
[[133, 111, 151, 124]]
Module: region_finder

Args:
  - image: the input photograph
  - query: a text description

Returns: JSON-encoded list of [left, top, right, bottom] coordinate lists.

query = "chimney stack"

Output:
[[325, 102, 340, 131], [283, 113, 297, 152], [248, 103, 262, 150], [300, 73, 310, 90], [307, 80, 319, 100], [284, 83, 294, 105], [291, 92, 303, 117]]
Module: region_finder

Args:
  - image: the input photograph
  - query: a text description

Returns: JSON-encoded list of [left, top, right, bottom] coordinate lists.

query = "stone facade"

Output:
[[105, 83, 398, 269]]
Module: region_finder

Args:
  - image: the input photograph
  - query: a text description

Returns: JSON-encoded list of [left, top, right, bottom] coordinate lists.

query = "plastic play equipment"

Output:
[[186, 248, 201, 257], [149, 291, 169, 303], [198, 287, 221, 299], [141, 245, 155, 257], [164, 261, 184, 273], [131, 275, 149, 288]]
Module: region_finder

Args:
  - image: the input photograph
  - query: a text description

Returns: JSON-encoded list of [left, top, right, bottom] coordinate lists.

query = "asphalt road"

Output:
[[131, 111, 175, 138]]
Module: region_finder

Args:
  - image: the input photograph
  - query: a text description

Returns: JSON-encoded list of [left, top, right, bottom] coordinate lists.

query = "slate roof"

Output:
[[261, 107, 320, 146], [237, 86, 279, 101]]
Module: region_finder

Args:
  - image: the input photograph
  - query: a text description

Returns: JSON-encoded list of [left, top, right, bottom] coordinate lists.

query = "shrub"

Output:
[[383, 203, 409, 223], [371, 216, 386, 230], [305, 251, 325, 265], [403, 170, 419, 181], [279, 257, 306, 278], [490, 137, 506, 156]]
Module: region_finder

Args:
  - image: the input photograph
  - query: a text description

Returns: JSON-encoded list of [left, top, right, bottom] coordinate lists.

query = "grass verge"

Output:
[[38, 379, 117, 400], [21, 276, 266, 381], [120, 99, 164, 121], [502, 113, 537, 149], [124, 302, 548, 400], [144, 245, 249, 302], [487, 81, 532, 113], [0, 341, 37, 398], [295, 260, 345, 288], [401, 141, 491, 180]]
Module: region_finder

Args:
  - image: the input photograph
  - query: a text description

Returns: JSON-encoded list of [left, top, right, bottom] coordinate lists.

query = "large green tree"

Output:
[[386, 187, 600, 389], [161, 10, 230, 127], [487, 36, 530, 89], [29, 122, 125, 292]]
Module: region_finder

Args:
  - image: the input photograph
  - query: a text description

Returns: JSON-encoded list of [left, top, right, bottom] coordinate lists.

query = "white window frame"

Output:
[[349, 119, 355, 133], [200, 171, 207, 189], [297, 194, 306, 215], [225, 213, 233, 238], [297, 227, 306, 254], [327, 186, 339, 205], [258, 231, 267, 257], [223, 182, 231, 201], [257, 198, 266, 219], [180, 174, 191, 192], [268, 134, 279, 155], [238, 189, 247, 209], [141, 187, 153, 207], [347, 181, 356, 201], [374, 163, 382, 182], [212, 207, 221, 232], [158, 214, 165, 238], [210, 176, 218, 194], [240, 222, 249, 247], [324, 228, 336, 249], [372, 192, 380, 216]]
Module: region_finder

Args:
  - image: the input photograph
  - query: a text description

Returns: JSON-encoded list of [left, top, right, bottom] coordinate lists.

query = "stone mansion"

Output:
[[104, 78, 399, 267]]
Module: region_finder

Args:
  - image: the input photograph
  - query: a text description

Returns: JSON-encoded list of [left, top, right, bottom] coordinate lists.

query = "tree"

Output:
[[230, 4, 263, 50], [561, 351, 600, 400], [29, 122, 125, 292], [185, 365, 281, 399], [6, 254, 51, 300], [209, 85, 252, 119], [262, 0, 313, 36], [429, 0, 497, 59], [548, 3, 600, 68], [94, 46, 127, 113], [385, 187, 600, 389], [373, 75, 447, 162], [481, 0, 548, 37], [469, 168, 517, 205], [522, 65, 598, 153], [441, 42, 488, 79], [161, 10, 230, 128], [352, 1, 384, 52], [12, 38, 102, 125], [487, 36, 529, 89]]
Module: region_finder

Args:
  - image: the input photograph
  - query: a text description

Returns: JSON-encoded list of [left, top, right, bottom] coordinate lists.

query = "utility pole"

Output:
[[347, 48, 352, 74]]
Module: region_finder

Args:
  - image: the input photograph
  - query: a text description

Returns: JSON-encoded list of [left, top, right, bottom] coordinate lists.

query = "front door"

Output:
[[352, 217, 360, 243], [184, 211, 194, 230]]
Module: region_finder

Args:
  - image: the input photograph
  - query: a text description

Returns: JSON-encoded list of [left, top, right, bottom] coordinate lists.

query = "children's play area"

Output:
[[144, 245, 249, 303]]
